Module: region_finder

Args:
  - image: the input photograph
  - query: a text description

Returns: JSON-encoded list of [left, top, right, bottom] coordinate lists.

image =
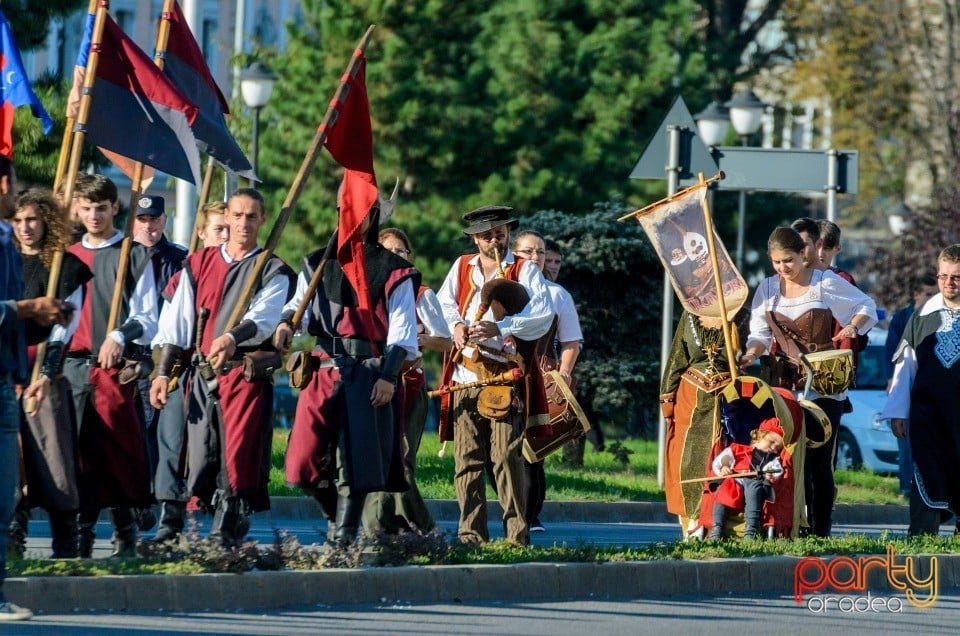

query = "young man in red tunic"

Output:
[[52, 174, 159, 557], [150, 188, 293, 547]]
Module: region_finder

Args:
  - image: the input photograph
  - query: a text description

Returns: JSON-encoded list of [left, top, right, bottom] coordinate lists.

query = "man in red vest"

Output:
[[436, 206, 554, 545]]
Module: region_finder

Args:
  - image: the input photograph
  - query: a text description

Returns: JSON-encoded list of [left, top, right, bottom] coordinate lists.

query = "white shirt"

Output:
[[416, 287, 452, 339], [437, 253, 554, 383], [153, 244, 289, 350], [281, 267, 419, 360], [546, 280, 583, 345], [881, 293, 946, 420], [52, 230, 159, 347], [745, 268, 877, 400]]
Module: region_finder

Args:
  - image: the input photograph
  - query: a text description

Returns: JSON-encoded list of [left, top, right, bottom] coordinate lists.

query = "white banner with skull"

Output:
[[635, 184, 748, 319]]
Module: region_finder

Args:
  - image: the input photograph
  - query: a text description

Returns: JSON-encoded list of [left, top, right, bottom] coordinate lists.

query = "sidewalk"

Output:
[[7, 499, 924, 614]]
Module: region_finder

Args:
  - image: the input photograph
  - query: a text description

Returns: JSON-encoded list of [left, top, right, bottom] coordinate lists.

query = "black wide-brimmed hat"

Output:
[[461, 205, 519, 236]]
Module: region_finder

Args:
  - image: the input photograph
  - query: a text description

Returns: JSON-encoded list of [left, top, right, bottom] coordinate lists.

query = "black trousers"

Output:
[[804, 397, 845, 537]]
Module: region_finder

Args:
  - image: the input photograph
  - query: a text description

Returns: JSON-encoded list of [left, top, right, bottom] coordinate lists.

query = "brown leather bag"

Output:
[[118, 357, 152, 385], [478, 385, 512, 420], [242, 349, 283, 382], [285, 350, 316, 389]]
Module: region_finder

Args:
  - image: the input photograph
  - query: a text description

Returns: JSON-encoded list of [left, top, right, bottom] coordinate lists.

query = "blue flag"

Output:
[[0, 8, 54, 158]]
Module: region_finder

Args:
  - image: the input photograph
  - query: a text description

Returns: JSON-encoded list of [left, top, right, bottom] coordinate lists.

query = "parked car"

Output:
[[836, 328, 899, 473]]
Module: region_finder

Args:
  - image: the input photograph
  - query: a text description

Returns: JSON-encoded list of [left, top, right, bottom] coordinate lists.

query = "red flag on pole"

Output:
[[322, 52, 378, 339]]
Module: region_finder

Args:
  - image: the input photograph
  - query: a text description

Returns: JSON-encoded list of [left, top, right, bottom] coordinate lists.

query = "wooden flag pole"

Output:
[[27, 0, 111, 396], [222, 24, 376, 333], [678, 470, 775, 484], [188, 160, 216, 254], [617, 171, 725, 222], [698, 171, 739, 380], [53, 0, 99, 192]]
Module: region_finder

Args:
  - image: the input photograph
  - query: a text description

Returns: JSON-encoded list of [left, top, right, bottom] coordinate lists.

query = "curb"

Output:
[[6, 553, 949, 613]]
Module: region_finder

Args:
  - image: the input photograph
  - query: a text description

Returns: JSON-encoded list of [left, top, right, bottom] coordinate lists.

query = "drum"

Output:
[[522, 370, 591, 463], [800, 349, 854, 396]]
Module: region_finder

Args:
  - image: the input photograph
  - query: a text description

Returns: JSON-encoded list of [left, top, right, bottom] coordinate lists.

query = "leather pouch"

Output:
[[478, 385, 512, 420], [242, 349, 283, 382], [285, 350, 316, 389], [118, 357, 153, 385]]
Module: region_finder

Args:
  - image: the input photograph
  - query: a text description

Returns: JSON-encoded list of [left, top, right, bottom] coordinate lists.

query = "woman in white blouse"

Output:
[[739, 226, 877, 537]]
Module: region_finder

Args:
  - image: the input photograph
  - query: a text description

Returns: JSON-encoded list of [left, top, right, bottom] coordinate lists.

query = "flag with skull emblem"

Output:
[[635, 184, 748, 318]]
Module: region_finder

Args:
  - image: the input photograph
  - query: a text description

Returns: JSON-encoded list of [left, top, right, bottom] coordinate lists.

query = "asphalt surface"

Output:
[[9, 594, 960, 635]]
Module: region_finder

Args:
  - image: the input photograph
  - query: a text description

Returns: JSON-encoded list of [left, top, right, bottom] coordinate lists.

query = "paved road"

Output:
[[19, 516, 932, 559], [7, 593, 959, 635]]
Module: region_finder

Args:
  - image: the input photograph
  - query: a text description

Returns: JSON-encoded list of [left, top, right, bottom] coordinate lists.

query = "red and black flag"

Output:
[[82, 15, 202, 185], [162, 1, 255, 181]]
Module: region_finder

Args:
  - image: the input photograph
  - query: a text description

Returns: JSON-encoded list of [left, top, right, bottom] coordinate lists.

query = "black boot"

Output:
[[109, 507, 138, 558], [77, 505, 98, 558], [152, 500, 186, 543], [7, 508, 29, 559], [333, 494, 366, 547], [213, 493, 250, 548], [78, 523, 96, 558], [312, 486, 338, 544], [708, 502, 726, 541], [50, 510, 80, 558], [135, 506, 158, 532]]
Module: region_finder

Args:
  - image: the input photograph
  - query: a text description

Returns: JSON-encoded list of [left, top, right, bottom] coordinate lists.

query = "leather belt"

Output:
[[313, 337, 382, 359], [680, 368, 731, 393], [315, 356, 356, 370]]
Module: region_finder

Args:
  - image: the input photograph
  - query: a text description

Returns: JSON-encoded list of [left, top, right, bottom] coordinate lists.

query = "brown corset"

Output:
[[766, 308, 834, 359]]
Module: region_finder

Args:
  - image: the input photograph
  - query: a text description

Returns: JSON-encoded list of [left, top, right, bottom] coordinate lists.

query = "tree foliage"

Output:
[[697, 0, 788, 101], [520, 201, 663, 435], [779, 0, 913, 222], [257, 0, 714, 272], [1, 0, 86, 52]]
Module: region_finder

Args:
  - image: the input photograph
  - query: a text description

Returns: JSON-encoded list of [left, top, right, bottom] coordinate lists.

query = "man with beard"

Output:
[[150, 189, 292, 547], [10, 188, 89, 558], [884, 244, 960, 535], [436, 206, 553, 545]]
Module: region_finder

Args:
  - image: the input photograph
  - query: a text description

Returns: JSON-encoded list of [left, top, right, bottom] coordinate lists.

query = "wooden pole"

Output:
[[678, 470, 773, 484], [617, 171, 725, 223], [53, 0, 99, 192], [188, 160, 216, 254], [698, 172, 739, 380], [28, 0, 111, 395], [222, 25, 376, 333]]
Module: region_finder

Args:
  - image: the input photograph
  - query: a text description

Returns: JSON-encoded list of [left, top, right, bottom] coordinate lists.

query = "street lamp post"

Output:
[[240, 61, 278, 184], [694, 100, 730, 221], [724, 89, 767, 271]]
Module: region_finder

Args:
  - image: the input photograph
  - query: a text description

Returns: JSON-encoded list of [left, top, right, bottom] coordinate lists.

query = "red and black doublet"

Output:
[[180, 246, 294, 512], [284, 243, 420, 495], [63, 239, 154, 508]]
